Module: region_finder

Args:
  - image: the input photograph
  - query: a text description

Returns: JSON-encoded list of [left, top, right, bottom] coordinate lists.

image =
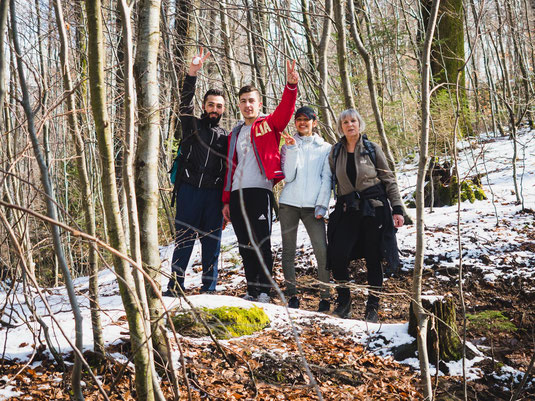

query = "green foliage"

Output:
[[407, 175, 486, 208], [430, 88, 473, 143], [467, 310, 517, 334], [169, 305, 270, 339], [449, 176, 487, 204]]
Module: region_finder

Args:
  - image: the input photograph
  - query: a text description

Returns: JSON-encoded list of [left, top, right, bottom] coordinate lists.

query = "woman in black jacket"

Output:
[[328, 109, 404, 321]]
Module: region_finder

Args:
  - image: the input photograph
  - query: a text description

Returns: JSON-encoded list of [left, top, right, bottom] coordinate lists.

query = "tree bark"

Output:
[[300, 0, 317, 72], [422, 0, 471, 135], [409, 296, 462, 363], [85, 1, 156, 399], [219, 0, 238, 111], [0, 0, 7, 112], [134, 0, 168, 370], [347, 0, 412, 223], [318, 0, 337, 142], [414, 0, 441, 399], [10, 1, 85, 399], [333, 0, 355, 109], [53, 0, 104, 356]]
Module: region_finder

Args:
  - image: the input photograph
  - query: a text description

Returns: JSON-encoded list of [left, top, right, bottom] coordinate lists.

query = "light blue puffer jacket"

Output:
[[279, 133, 332, 210]]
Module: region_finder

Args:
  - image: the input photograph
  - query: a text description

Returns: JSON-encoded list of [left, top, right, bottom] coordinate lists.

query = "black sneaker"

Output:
[[318, 299, 330, 312], [288, 296, 300, 309]]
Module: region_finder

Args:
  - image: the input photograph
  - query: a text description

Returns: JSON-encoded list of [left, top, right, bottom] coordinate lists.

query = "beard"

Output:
[[201, 111, 222, 126]]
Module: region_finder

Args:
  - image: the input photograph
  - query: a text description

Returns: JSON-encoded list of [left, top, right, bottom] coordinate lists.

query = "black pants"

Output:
[[229, 188, 274, 297], [328, 207, 383, 291]]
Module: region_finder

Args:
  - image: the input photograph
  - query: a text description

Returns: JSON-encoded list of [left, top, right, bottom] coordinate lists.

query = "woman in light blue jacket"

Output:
[[279, 106, 332, 312]]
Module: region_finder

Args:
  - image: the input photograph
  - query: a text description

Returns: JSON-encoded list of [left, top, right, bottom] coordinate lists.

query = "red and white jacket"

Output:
[[222, 83, 297, 204]]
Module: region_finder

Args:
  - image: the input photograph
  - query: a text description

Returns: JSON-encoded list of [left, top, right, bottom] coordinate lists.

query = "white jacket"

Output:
[[280, 133, 332, 209]]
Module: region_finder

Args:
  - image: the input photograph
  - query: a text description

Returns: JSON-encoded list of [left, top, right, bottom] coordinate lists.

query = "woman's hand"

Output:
[[281, 131, 296, 146], [393, 214, 404, 228]]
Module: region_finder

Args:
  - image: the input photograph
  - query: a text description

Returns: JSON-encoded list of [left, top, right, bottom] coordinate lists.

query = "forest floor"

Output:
[[1, 129, 534, 400]]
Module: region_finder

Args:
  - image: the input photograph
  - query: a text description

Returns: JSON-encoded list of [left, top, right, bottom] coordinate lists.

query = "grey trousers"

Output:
[[279, 203, 330, 299]]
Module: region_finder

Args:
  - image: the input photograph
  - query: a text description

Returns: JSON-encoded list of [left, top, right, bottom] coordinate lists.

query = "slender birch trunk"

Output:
[[133, 0, 167, 362], [318, 0, 336, 142], [219, 0, 238, 113], [9, 1, 84, 399], [53, 0, 104, 356], [333, 0, 355, 109], [85, 1, 156, 399], [0, 0, 7, 111], [118, 2, 167, 400], [347, 0, 412, 223], [414, 0, 441, 399]]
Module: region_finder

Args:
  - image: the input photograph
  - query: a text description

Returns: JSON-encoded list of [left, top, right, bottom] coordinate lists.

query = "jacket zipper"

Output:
[[199, 128, 215, 188]]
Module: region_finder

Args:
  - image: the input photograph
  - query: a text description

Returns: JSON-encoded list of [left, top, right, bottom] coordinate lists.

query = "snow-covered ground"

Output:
[[0, 128, 533, 398]]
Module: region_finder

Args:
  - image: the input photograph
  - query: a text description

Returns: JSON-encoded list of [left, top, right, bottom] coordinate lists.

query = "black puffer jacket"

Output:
[[175, 75, 228, 189]]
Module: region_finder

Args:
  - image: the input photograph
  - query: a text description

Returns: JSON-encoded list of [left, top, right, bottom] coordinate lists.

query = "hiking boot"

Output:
[[162, 288, 179, 297], [318, 299, 330, 312], [241, 293, 256, 301], [256, 293, 271, 303], [365, 297, 380, 323], [334, 287, 352, 319], [288, 296, 300, 309]]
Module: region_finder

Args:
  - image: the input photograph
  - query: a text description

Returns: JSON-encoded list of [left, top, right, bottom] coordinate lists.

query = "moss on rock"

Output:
[[169, 305, 270, 339]]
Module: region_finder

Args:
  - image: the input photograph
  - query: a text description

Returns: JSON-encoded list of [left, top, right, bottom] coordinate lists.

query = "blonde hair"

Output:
[[336, 109, 366, 137]]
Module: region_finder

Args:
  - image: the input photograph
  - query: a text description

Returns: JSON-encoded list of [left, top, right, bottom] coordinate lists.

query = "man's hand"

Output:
[[222, 204, 231, 228], [393, 214, 404, 228], [281, 130, 296, 146], [188, 47, 211, 77], [286, 59, 299, 85]]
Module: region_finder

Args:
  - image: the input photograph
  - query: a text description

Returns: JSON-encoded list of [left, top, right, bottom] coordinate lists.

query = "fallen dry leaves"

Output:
[[0, 324, 423, 400]]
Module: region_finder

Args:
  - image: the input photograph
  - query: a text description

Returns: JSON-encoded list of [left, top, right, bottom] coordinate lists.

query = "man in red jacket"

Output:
[[222, 60, 299, 303]]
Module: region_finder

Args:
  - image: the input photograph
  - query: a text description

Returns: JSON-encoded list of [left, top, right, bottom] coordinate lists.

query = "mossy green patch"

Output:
[[467, 310, 517, 334], [408, 175, 488, 208], [169, 305, 270, 339]]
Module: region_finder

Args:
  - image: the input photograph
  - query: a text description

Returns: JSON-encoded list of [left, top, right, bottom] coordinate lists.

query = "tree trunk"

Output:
[[244, 0, 268, 110], [300, 0, 317, 72], [0, 0, 7, 111], [347, 0, 413, 223], [10, 1, 84, 399], [85, 1, 156, 399], [333, 0, 355, 109], [409, 296, 462, 364], [414, 0, 441, 399], [53, 0, 104, 356], [318, 0, 337, 142], [134, 0, 168, 368], [119, 3, 167, 399], [422, 0, 471, 136], [219, 0, 238, 114], [174, 0, 199, 87]]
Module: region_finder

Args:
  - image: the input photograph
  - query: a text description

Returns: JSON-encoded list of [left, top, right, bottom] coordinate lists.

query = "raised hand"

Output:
[[286, 59, 299, 85], [188, 47, 211, 76], [281, 130, 296, 146]]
